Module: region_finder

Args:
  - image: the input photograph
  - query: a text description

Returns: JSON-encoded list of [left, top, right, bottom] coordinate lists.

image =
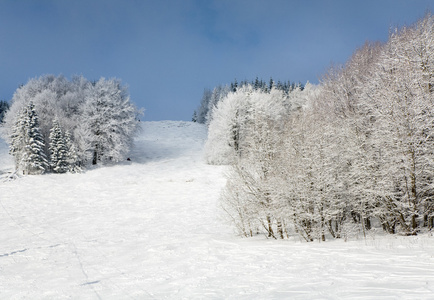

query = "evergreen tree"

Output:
[[49, 119, 69, 173], [192, 110, 197, 122], [269, 77, 274, 91], [194, 88, 212, 124], [23, 102, 49, 174], [10, 102, 49, 174], [232, 78, 238, 92], [9, 106, 27, 171], [254, 77, 260, 90], [0, 100, 10, 123], [64, 130, 81, 173]]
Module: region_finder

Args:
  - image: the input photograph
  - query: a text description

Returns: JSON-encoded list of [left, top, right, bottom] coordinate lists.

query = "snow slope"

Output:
[[1, 121, 434, 299]]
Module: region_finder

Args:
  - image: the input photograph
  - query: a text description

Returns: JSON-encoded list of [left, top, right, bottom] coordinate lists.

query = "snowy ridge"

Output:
[[1, 121, 434, 299]]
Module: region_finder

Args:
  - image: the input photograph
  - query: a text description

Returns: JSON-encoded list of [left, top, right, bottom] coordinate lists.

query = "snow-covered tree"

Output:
[[64, 130, 81, 173], [3, 75, 86, 152], [0, 100, 9, 123], [320, 41, 385, 236], [23, 102, 49, 174], [80, 78, 141, 165], [316, 13, 434, 235], [49, 119, 69, 173], [363, 15, 434, 233], [218, 13, 434, 241], [205, 85, 231, 126], [3, 75, 142, 172], [9, 102, 49, 175], [218, 86, 317, 239], [194, 88, 212, 124], [204, 85, 253, 165], [9, 106, 28, 171]]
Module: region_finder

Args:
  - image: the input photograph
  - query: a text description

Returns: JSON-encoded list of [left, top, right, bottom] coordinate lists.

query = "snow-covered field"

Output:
[[1, 121, 434, 299]]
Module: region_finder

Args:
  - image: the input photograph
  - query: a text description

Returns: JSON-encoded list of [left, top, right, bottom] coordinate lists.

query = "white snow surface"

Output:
[[1, 121, 434, 299]]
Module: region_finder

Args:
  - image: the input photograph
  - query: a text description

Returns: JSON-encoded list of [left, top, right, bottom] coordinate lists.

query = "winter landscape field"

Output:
[[0, 120, 433, 299]]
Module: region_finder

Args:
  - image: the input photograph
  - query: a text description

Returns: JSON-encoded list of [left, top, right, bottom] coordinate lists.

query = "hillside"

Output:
[[1, 121, 434, 299]]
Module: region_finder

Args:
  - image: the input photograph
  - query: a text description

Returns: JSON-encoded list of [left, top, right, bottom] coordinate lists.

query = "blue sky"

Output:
[[0, 0, 432, 121]]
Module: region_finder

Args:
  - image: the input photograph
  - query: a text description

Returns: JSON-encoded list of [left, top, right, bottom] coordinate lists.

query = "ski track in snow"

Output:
[[1, 121, 434, 299]]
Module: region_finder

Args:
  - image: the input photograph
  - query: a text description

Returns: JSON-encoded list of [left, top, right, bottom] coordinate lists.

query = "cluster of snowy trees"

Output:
[[204, 84, 312, 165], [0, 100, 9, 123], [2, 75, 142, 175], [193, 78, 302, 125], [206, 14, 434, 240]]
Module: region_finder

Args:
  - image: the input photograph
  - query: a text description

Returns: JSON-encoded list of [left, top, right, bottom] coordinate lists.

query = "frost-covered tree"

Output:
[[64, 130, 81, 173], [0, 100, 10, 123], [205, 85, 231, 126], [22, 102, 49, 174], [9, 102, 49, 175], [320, 41, 385, 236], [218, 86, 318, 239], [80, 78, 141, 165], [205, 84, 312, 166], [363, 15, 434, 233], [218, 13, 434, 241], [194, 88, 212, 124], [195, 78, 300, 125], [3, 75, 88, 151], [314, 13, 434, 235], [9, 106, 28, 171], [3, 74, 142, 172], [204, 85, 253, 165], [49, 119, 69, 173]]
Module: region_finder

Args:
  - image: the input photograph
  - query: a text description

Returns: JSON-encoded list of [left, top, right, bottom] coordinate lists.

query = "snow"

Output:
[[1, 121, 434, 299]]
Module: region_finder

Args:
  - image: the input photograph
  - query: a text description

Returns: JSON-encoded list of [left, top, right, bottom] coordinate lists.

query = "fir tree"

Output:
[[65, 130, 81, 173], [232, 78, 238, 92], [269, 77, 274, 91], [49, 119, 69, 173], [9, 106, 27, 171], [12, 102, 49, 174], [0, 100, 10, 123], [254, 77, 260, 90]]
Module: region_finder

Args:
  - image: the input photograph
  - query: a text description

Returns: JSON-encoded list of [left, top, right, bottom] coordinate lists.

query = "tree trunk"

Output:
[[267, 216, 275, 238], [92, 147, 98, 165], [277, 219, 284, 239]]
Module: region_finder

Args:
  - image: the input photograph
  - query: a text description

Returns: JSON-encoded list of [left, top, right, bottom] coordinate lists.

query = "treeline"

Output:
[[192, 77, 303, 125], [2, 75, 142, 175], [204, 13, 434, 240]]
